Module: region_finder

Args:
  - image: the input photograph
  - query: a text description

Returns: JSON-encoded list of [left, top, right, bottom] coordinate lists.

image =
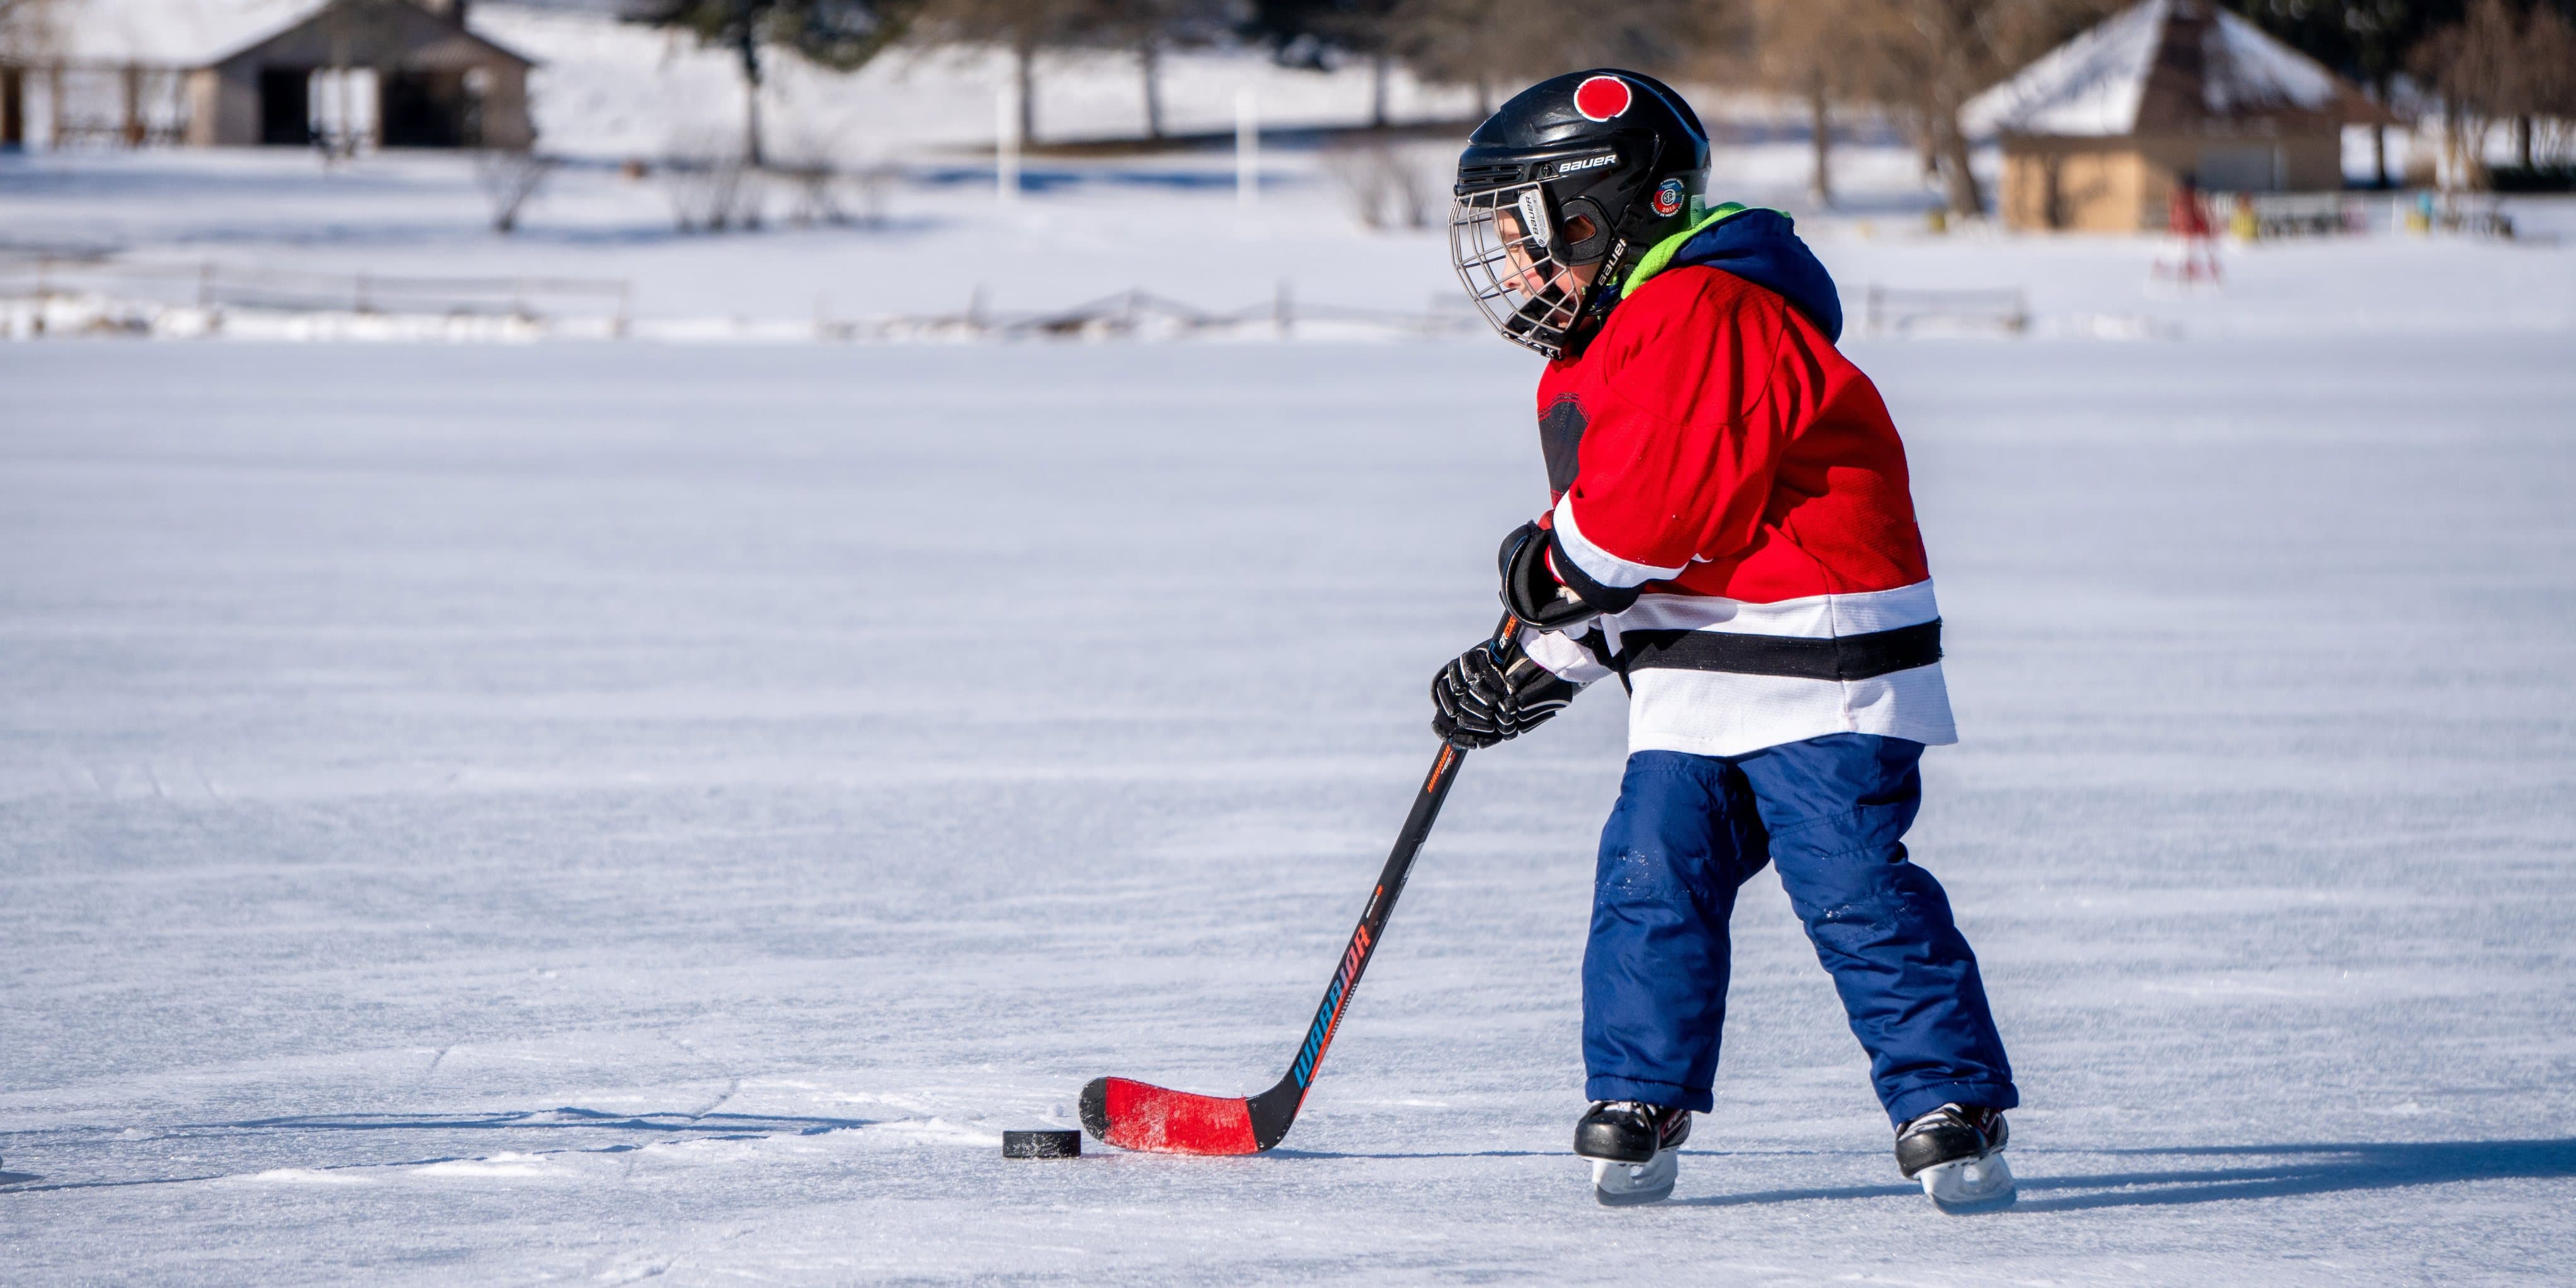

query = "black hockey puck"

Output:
[[1003, 1129, 1082, 1159]]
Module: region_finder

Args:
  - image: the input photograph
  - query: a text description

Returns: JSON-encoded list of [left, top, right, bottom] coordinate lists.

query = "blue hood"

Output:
[[1620, 205, 1843, 343]]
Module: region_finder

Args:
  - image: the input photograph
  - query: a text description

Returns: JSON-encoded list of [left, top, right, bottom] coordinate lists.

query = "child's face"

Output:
[[1495, 207, 1602, 301]]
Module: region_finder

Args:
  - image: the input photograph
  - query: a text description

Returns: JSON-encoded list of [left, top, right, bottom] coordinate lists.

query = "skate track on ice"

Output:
[[3, 339, 2572, 1284]]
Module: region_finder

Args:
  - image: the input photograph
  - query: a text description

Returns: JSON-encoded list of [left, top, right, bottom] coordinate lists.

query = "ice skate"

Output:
[[1895, 1104, 2015, 1214], [1575, 1101, 1688, 1207]]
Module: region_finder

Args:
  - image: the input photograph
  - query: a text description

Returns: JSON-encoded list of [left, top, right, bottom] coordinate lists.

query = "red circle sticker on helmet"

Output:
[[1652, 177, 1686, 217], [1572, 76, 1631, 122]]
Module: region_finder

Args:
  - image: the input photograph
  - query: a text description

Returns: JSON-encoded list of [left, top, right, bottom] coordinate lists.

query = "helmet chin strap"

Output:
[[1559, 235, 1633, 354]]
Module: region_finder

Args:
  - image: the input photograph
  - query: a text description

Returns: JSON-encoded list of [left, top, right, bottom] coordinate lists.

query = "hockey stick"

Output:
[[1078, 614, 1516, 1156]]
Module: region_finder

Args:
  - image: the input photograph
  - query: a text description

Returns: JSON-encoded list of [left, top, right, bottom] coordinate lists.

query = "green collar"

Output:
[[1617, 202, 1758, 297]]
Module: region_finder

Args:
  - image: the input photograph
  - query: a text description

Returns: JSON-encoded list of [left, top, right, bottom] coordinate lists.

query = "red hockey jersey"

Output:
[[1522, 214, 1955, 757]]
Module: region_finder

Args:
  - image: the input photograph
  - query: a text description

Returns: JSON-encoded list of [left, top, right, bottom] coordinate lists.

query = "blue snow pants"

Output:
[[1582, 735, 2017, 1126]]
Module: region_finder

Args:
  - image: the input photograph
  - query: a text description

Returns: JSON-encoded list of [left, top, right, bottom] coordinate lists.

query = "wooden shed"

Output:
[[0, 0, 534, 151], [1963, 0, 2392, 232]]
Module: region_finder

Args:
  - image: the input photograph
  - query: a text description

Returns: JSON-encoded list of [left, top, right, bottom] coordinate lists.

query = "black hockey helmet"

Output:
[[1450, 70, 1711, 359]]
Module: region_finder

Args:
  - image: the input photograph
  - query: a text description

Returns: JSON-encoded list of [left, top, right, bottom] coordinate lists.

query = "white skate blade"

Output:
[[1919, 1150, 2015, 1214], [1590, 1148, 1677, 1207]]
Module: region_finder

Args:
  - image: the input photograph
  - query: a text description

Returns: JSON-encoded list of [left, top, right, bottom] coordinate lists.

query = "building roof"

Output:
[[1963, 0, 2389, 138], [3, 0, 529, 69]]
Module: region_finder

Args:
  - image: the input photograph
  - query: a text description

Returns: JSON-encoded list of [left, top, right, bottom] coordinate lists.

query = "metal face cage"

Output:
[[1449, 182, 1593, 360]]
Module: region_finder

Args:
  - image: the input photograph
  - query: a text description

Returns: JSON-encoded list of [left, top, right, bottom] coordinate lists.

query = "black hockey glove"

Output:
[[1497, 520, 1636, 631], [1430, 634, 1584, 750]]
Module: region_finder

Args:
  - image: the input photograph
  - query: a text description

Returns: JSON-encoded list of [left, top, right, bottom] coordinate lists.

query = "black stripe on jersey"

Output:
[[1617, 620, 1941, 681]]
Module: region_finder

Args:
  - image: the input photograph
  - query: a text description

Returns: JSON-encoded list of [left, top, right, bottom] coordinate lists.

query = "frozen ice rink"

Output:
[[3, 333, 2571, 1283]]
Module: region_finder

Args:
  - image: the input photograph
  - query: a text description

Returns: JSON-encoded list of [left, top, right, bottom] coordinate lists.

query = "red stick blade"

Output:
[[1078, 1076, 1261, 1155]]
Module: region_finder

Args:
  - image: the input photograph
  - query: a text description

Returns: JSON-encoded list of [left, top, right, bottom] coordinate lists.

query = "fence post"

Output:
[[996, 84, 1020, 208], [1236, 88, 1258, 210]]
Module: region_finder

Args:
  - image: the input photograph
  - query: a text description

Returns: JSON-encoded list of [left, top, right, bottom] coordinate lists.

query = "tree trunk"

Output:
[[1015, 40, 1036, 146], [736, 31, 764, 168], [1139, 40, 1162, 141], [1807, 73, 1832, 209], [1935, 108, 1980, 217], [1370, 52, 1389, 130], [2371, 74, 2391, 188], [2516, 115, 2533, 169]]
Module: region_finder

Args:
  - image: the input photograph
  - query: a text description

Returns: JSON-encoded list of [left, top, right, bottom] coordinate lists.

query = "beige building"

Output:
[[1, 0, 534, 150], [1963, 0, 2391, 233]]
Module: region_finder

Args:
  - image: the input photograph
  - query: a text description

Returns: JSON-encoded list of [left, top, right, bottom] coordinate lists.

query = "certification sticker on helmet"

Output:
[[1652, 177, 1686, 217], [1516, 188, 1551, 246], [1572, 76, 1631, 122]]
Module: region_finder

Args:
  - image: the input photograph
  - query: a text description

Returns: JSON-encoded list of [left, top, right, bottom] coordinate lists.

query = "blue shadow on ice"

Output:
[[2011, 1138, 2576, 1212], [1671, 1138, 2576, 1212]]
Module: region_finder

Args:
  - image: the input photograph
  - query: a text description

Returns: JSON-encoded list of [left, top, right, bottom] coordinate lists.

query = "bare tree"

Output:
[[639, 0, 926, 168], [1067, 0, 1233, 141], [2529, 6, 2576, 167], [2221, 1, 2467, 188], [1853, 1, 1999, 217], [1722, 0, 1877, 209], [1391, 0, 1713, 115], [1241, 0, 1406, 127], [2412, 0, 2576, 185], [474, 149, 556, 233], [920, 0, 1225, 145], [1830, 0, 2120, 218], [1321, 135, 1438, 226], [916, 0, 1092, 144], [660, 130, 764, 229]]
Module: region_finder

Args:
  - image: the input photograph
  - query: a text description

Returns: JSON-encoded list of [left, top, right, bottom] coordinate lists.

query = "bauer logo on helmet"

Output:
[[1572, 76, 1631, 122]]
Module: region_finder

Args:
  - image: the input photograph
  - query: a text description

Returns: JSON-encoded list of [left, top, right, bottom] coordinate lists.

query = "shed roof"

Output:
[[3, 0, 529, 69], [1963, 0, 2389, 138]]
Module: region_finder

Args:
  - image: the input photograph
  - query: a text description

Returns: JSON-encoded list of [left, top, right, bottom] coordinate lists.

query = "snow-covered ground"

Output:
[[4, 143, 2573, 338], [4, 318, 2573, 1281]]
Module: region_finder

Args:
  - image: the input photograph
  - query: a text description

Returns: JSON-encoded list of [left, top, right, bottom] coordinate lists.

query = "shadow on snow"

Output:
[[1670, 1138, 2576, 1212]]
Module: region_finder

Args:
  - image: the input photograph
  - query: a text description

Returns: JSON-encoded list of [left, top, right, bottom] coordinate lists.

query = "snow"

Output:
[[2206, 9, 2343, 118], [3, 91, 2575, 1284], [1962, 0, 2351, 139], [0, 0, 322, 66], [1960, 0, 2165, 139]]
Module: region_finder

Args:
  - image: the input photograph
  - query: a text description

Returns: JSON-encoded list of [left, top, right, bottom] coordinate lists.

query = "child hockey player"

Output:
[[1428, 70, 2020, 1210]]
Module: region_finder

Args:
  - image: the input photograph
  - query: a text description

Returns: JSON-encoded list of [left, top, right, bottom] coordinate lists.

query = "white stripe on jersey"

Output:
[[1551, 493, 1689, 589]]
